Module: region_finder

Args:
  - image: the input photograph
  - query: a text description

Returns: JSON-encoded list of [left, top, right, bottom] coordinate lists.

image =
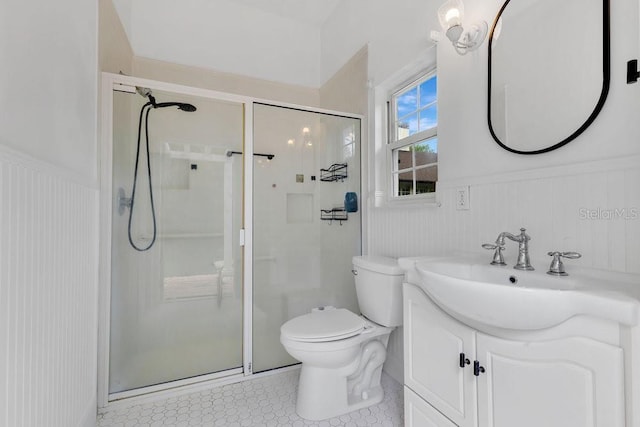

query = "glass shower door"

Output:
[[109, 89, 244, 394], [252, 104, 362, 372]]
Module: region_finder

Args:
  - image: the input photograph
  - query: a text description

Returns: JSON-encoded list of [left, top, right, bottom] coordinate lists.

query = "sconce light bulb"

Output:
[[302, 127, 310, 134], [445, 8, 461, 26], [306, 141, 313, 147], [437, 0, 487, 55], [287, 139, 294, 145], [438, 0, 464, 29]]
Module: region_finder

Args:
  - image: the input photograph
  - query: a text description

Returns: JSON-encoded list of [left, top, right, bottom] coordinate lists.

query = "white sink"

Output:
[[413, 257, 640, 331]]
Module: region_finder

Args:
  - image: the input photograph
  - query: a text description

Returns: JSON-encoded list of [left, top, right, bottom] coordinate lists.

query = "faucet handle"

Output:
[[482, 243, 506, 266], [482, 243, 504, 251], [547, 251, 582, 276]]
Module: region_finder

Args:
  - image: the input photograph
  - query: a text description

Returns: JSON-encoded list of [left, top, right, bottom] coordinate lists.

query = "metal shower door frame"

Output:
[[98, 72, 364, 409]]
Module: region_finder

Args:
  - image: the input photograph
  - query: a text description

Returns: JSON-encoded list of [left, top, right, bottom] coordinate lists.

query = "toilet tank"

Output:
[[352, 255, 405, 327]]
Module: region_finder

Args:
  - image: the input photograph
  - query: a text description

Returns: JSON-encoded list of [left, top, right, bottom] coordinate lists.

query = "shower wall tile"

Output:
[[0, 147, 99, 427]]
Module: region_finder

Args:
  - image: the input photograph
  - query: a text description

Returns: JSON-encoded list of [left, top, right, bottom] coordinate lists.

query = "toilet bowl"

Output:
[[280, 256, 405, 421]]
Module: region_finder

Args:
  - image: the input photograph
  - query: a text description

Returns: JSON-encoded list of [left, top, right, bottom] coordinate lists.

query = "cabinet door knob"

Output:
[[473, 360, 485, 376], [459, 353, 471, 368]]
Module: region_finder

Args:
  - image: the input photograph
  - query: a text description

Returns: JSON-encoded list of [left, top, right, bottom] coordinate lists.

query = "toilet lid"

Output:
[[281, 308, 366, 342]]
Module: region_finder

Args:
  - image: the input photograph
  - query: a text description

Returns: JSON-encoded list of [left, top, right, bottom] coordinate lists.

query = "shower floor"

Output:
[[97, 369, 404, 426]]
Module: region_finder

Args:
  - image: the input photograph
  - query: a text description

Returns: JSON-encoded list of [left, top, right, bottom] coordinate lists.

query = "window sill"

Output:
[[376, 192, 442, 209]]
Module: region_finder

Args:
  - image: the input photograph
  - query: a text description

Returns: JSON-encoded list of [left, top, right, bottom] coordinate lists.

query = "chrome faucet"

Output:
[[483, 228, 534, 271]]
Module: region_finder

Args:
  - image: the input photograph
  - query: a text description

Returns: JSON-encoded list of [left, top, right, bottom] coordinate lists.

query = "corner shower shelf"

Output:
[[321, 208, 348, 225], [320, 163, 347, 182]]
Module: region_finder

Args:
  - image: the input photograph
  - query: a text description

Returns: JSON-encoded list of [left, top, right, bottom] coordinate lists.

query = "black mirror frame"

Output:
[[487, 0, 611, 155]]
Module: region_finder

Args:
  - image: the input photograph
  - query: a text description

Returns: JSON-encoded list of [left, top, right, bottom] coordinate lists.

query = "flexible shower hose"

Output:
[[128, 102, 158, 251]]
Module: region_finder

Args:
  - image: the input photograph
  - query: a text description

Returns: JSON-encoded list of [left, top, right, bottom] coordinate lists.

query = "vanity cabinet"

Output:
[[403, 283, 625, 427]]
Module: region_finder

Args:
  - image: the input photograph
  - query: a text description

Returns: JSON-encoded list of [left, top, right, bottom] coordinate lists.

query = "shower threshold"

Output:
[[108, 367, 243, 403]]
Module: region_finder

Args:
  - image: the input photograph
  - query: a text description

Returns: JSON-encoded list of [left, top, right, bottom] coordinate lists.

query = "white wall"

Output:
[[0, 148, 98, 427], [0, 0, 99, 425], [132, 57, 320, 107], [321, 0, 440, 86], [99, 0, 133, 75], [0, 0, 98, 180], [322, 0, 640, 274]]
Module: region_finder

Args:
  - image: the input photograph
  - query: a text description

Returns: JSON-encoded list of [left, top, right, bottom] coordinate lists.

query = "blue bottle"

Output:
[[344, 192, 358, 213]]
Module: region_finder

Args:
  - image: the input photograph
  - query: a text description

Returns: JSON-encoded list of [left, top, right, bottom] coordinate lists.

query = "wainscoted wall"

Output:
[[0, 147, 98, 427], [370, 156, 640, 274], [368, 155, 640, 384]]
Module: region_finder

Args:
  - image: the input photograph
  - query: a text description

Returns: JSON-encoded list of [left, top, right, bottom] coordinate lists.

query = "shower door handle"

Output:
[[117, 187, 132, 216]]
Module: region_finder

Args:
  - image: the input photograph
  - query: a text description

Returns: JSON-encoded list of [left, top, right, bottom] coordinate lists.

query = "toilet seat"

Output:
[[281, 308, 366, 342]]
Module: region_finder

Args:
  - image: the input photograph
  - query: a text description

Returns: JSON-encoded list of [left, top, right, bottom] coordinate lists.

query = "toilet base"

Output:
[[280, 315, 394, 421], [295, 364, 385, 421]]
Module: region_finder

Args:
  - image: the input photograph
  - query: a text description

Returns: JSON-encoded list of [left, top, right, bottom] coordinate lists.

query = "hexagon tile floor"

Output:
[[97, 369, 404, 427]]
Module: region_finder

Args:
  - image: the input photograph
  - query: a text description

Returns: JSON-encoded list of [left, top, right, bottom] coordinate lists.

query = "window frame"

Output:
[[387, 69, 438, 203]]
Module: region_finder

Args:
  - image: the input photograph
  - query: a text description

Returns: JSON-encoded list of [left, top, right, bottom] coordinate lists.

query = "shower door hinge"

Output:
[[239, 229, 245, 246]]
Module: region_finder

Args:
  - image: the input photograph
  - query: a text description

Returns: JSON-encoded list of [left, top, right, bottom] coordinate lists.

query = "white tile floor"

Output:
[[98, 369, 404, 427]]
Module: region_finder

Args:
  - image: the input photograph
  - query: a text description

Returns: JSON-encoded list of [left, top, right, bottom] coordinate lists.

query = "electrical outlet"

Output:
[[456, 186, 470, 210]]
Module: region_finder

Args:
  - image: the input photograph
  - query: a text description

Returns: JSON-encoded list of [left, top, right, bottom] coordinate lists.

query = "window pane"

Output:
[[397, 113, 418, 139], [394, 146, 412, 172], [397, 170, 414, 196], [419, 76, 437, 107], [396, 87, 418, 118], [414, 139, 438, 168], [415, 165, 437, 194], [390, 72, 438, 199], [396, 121, 410, 140], [419, 105, 437, 131]]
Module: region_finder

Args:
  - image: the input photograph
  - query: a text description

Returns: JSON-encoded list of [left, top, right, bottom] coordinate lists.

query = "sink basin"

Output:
[[413, 257, 640, 331]]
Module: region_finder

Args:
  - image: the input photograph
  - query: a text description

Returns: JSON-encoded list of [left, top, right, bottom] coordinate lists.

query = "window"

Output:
[[389, 72, 437, 199]]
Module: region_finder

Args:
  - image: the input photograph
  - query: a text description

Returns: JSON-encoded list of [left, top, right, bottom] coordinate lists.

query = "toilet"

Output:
[[280, 255, 404, 421]]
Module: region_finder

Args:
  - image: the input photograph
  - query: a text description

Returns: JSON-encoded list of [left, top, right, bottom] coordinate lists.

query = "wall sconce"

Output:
[[437, 0, 487, 55]]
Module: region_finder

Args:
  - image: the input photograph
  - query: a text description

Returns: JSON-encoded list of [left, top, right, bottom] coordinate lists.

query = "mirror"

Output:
[[488, 0, 610, 154]]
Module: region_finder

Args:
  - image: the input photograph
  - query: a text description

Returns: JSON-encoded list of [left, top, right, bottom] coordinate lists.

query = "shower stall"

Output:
[[100, 75, 362, 403]]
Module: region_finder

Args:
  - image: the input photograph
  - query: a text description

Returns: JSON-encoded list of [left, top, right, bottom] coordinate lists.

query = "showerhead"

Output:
[[154, 102, 197, 112], [135, 87, 197, 112], [178, 103, 197, 112]]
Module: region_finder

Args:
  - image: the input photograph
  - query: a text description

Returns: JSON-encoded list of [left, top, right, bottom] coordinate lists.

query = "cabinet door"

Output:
[[404, 283, 477, 427], [405, 386, 458, 427], [476, 334, 624, 427]]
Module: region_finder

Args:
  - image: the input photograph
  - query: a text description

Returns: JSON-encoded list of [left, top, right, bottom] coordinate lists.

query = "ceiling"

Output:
[[230, 0, 342, 26], [112, 0, 346, 87]]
